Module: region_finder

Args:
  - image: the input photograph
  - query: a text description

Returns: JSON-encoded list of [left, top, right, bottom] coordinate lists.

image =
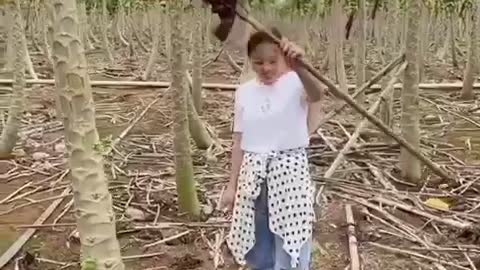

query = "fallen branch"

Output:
[[0, 79, 479, 92], [143, 230, 191, 248], [369, 242, 470, 270], [372, 197, 474, 230], [345, 204, 360, 270]]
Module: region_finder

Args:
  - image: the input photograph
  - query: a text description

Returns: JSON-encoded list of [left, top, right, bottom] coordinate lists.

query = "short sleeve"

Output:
[[290, 71, 305, 95], [233, 89, 243, 133]]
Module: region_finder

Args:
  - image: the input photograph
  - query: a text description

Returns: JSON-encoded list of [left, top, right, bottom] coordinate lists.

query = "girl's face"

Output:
[[250, 42, 288, 85]]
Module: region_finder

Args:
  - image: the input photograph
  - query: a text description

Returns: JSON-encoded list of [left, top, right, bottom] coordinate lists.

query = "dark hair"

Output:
[[247, 27, 283, 57]]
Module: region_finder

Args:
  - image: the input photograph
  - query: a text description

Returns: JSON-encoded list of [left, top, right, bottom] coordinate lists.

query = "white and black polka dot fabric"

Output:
[[226, 148, 315, 269]]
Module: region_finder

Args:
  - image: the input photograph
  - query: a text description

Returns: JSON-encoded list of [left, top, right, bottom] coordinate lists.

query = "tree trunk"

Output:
[[47, 0, 125, 269], [101, 0, 114, 64], [400, 0, 422, 183], [185, 71, 213, 150], [163, 12, 172, 62], [78, 0, 95, 50], [417, 2, 429, 82], [142, 4, 161, 81], [354, 0, 366, 102], [461, 4, 477, 100], [0, 0, 26, 157], [192, 17, 204, 114], [333, 0, 347, 92], [170, 3, 201, 217], [449, 14, 458, 68], [2, 9, 37, 80]]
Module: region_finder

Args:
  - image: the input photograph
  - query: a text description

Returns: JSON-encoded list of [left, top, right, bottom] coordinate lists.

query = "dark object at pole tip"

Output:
[[201, 0, 238, 41]]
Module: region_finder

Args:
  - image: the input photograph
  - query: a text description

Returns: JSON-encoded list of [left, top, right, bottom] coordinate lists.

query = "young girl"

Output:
[[220, 27, 324, 270]]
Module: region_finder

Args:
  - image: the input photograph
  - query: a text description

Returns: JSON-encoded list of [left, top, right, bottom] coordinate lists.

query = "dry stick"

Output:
[[369, 242, 470, 270], [235, 13, 452, 182], [0, 78, 479, 91], [317, 54, 405, 127], [143, 230, 191, 248], [372, 197, 473, 230], [323, 63, 407, 178], [345, 204, 360, 270], [110, 94, 162, 150], [332, 192, 424, 243], [0, 182, 32, 204], [0, 193, 72, 216], [0, 187, 71, 269]]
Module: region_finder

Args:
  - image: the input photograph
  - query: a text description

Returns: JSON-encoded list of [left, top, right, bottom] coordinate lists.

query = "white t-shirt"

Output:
[[233, 71, 310, 153]]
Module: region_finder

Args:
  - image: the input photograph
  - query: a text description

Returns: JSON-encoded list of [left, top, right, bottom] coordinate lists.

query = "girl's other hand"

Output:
[[219, 183, 236, 214]]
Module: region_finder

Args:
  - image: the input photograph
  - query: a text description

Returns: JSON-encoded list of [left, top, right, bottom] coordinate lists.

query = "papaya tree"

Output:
[[170, 0, 201, 217], [0, 0, 26, 158], [400, 0, 422, 183], [47, 0, 124, 268], [461, 0, 477, 100]]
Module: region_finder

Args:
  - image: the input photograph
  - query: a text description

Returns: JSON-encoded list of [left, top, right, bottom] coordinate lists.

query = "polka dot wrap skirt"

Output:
[[226, 147, 315, 268]]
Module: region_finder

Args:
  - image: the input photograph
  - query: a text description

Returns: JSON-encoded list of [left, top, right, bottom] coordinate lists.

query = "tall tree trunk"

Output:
[[170, 2, 201, 217], [0, 0, 26, 157], [47, 0, 125, 269], [78, 0, 95, 50], [461, 3, 477, 100], [400, 0, 422, 183], [2, 9, 37, 80], [354, 0, 366, 102], [163, 12, 172, 62], [142, 3, 161, 81], [192, 16, 204, 114], [449, 14, 458, 68], [101, 0, 114, 64], [333, 0, 347, 92], [418, 2, 429, 82]]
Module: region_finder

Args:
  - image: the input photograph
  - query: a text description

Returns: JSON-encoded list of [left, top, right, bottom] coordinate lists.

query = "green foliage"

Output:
[[81, 258, 98, 270], [84, 0, 162, 14], [93, 134, 113, 156]]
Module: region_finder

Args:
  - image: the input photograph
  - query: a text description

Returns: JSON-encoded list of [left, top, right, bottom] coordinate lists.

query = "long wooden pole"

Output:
[[0, 79, 479, 91], [234, 12, 453, 181]]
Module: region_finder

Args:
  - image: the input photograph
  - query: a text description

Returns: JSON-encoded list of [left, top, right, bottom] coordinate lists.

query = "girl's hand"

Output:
[[279, 37, 305, 69], [219, 183, 236, 213]]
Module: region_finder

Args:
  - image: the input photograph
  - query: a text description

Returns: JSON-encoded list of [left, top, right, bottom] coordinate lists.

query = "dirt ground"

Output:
[[0, 27, 479, 270]]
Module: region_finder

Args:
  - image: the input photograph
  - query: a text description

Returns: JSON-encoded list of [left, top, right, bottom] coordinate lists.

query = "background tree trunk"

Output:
[[400, 0, 422, 183], [48, 0, 125, 268]]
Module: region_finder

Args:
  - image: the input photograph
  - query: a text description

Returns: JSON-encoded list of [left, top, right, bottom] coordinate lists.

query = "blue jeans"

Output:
[[245, 181, 312, 270]]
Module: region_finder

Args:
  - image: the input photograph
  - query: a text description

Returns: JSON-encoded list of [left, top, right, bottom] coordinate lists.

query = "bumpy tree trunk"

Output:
[[461, 3, 478, 100], [47, 0, 125, 269], [170, 2, 201, 217], [400, 0, 422, 183], [0, 0, 26, 157]]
